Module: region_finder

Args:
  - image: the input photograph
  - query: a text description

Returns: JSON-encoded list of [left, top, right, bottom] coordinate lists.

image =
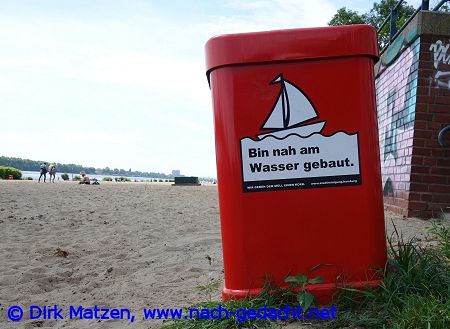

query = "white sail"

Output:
[[262, 75, 318, 130], [284, 81, 317, 126], [262, 93, 285, 129]]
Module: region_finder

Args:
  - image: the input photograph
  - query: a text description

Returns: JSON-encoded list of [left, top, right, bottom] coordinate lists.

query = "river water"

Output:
[[21, 171, 168, 182]]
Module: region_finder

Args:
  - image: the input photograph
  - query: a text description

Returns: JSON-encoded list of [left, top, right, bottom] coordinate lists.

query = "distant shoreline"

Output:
[[20, 171, 172, 182], [17, 171, 216, 184]]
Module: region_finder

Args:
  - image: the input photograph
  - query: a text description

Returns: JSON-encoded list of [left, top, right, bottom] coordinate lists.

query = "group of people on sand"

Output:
[[38, 163, 98, 185], [38, 162, 57, 183], [39, 162, 98, 185]]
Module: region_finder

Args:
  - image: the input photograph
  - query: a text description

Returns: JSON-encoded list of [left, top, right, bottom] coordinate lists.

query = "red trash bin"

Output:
[[205, 25, 387, 303]]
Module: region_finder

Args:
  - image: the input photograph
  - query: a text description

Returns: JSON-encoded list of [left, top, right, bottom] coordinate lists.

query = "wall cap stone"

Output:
[[375, 11, 450, 78]]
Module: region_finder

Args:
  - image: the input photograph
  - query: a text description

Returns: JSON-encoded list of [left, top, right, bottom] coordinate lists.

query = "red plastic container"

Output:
[[205, 25, 387, 303]]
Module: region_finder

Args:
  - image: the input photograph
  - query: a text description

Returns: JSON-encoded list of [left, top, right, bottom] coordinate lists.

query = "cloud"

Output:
[[206, 0, 337, 34]]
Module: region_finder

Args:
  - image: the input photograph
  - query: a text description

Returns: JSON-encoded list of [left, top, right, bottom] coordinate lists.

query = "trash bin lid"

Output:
[[205, 24, 378, 77]]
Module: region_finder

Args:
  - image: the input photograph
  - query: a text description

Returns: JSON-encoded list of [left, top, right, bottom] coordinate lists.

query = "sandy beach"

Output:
[[0, 180, 438, 329], [0, 181, 222, 328]]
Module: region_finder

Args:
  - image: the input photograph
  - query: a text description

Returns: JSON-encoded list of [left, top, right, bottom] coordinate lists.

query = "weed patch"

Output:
[[332, 220, 450, 329]]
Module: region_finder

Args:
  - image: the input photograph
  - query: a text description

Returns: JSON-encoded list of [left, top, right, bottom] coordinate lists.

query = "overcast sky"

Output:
[[0, 0, 424, 177]]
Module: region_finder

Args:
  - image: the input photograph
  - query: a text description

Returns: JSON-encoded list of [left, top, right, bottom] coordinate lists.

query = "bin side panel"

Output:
[[210, 56, 387, 297]]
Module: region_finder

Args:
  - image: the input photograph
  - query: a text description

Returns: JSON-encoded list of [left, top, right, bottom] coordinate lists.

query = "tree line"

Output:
[[328, 0, 415, 49], [328, 0, 449, 49], [0, 156, 170, 179]]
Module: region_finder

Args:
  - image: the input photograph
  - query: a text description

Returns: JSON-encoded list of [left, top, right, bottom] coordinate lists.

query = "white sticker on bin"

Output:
[[240, 74, 361, 192]]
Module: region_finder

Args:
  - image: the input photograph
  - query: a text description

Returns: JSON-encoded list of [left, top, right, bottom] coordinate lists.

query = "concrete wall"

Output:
[[374, 11, 450, 218]]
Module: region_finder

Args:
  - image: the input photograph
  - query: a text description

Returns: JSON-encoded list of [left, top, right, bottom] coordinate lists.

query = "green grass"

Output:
[[161, 281, 287, 329], [161, 220, 450, 329], [161, 276, 323, 329], [332, 220, 450, 329], [428, 220, 450, 259]]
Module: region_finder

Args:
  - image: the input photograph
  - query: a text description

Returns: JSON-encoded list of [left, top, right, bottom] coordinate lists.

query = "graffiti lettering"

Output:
[[376, 38, 419, 199], [429, 40, 450, 89], [383, 90, 398, 160], [433, 71, 450, 88], [429, 40, 450, 69]]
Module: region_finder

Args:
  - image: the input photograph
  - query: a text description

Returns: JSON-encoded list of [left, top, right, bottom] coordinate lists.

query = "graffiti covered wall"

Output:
[[375, 38, 420, 215], [374, 11, 450, 218]]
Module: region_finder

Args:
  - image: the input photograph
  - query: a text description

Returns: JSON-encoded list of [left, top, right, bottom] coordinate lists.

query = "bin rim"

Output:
[[205, 24, 379, 81]]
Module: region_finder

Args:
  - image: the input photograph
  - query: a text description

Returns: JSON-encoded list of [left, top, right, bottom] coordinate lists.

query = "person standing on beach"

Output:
[[48, 163, 57, 183], [38, 162, 48, 183]]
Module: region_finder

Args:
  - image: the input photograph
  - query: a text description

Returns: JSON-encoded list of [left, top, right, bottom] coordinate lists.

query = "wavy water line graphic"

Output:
[[244, 130, 359, 142]]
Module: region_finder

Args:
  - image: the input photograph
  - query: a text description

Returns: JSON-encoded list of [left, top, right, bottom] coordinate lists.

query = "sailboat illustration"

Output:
[[257, 74, 325, 140], [240, 73, 361, 192]]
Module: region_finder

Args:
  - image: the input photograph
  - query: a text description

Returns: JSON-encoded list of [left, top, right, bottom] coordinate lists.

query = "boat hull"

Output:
[[257, 121, 325, 140]]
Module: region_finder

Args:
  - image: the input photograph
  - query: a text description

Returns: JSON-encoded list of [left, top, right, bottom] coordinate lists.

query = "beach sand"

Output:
[[0, 180, 439, 328], [0, 181, 222, 328]]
